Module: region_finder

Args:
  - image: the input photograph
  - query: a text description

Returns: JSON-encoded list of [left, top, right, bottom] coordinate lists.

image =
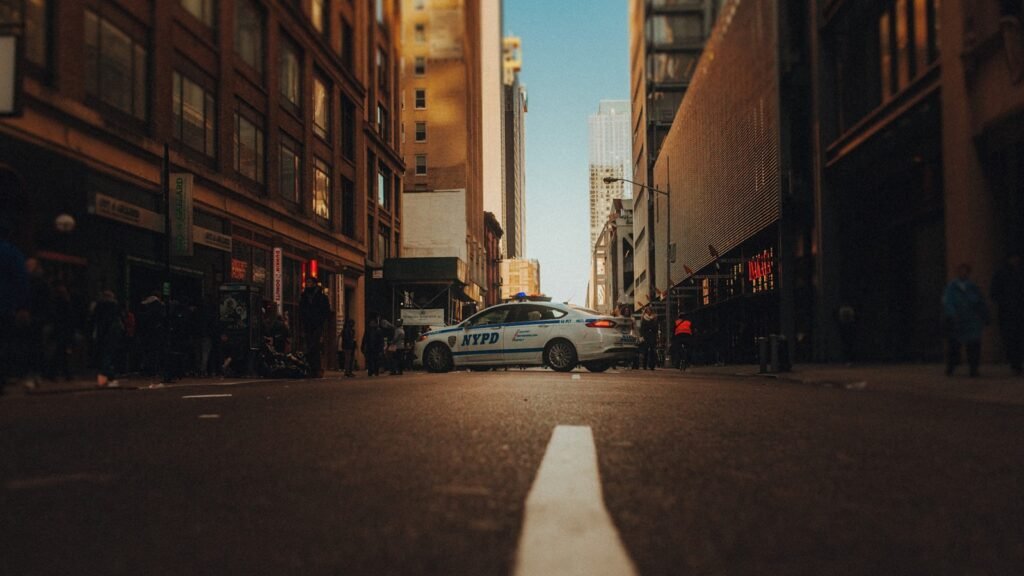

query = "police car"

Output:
[[412, 302, 638, 373]]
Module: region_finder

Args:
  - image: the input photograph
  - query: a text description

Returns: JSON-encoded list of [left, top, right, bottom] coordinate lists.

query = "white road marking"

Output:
[[513, 425, 638, 576], [5, 473, 115, 491], [181, 394, 233, 399], [198, 414, 221, 419]]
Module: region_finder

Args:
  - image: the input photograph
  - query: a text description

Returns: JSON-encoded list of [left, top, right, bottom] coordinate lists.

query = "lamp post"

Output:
[[604, 176, 673, 366]]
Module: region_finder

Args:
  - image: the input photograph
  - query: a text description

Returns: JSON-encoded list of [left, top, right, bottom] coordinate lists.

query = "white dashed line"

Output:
[[513, 425, 638, 576], [181, 394, 233, 399], [198, 414, 221, 419]]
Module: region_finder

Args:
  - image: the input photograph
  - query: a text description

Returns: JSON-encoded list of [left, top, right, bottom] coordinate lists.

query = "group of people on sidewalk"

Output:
[[636, 307, 693, 371]]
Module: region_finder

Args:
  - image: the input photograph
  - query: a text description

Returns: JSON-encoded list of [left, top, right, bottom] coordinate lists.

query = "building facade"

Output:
[[483, 210, 503, 307], [0, 0, 404, 373], [499, 257, 540, 301], [589, 198, 634, 315], [629, 0, 723, 307], [502, 35, 526, 259], [588, 100, 631, 250], [395, 0, 488, 322]]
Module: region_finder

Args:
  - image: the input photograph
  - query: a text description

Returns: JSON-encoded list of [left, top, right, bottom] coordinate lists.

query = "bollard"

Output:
[[769, 334, 791, 373], [757, 337, 769, 373]]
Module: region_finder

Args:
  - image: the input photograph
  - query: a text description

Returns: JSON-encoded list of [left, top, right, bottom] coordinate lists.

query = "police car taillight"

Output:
[[585, 319, 617, 328]]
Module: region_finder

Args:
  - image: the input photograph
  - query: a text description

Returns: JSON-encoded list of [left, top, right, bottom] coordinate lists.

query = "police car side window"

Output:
[[469, 307, 510, 326]]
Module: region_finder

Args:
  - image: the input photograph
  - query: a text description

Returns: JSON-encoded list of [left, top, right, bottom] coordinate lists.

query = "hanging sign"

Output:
[[170, 173, 194, 257], [273, 247, 283, 313]]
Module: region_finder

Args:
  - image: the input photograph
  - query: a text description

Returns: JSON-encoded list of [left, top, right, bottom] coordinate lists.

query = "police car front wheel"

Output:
[[545, 339, 578, 372]]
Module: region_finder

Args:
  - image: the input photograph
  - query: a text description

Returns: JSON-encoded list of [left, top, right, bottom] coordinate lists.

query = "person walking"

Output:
[[639, 308, 660, 370], [943, 263, 990, 377], [991, 253, 1024, 375], [671, 312, 693, 370], [389, 319, 406, 375], [91, 290, 124, 388], [361, 318, 385, 377], [338, 318, 357, 377], [299, 276, 332, 378]]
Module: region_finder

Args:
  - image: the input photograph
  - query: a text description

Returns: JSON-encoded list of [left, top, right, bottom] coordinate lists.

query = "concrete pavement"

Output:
[[684, 362, 1024, 405], [7, 363, 1024, 406]]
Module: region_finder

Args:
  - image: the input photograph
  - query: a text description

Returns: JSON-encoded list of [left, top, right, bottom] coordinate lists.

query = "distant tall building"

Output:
[[502, 36, 527, 258], [500, 258, 541, 301], [589, 100, 631, 250], [629, 0, 722, 306], [481, 1, 505, 255]]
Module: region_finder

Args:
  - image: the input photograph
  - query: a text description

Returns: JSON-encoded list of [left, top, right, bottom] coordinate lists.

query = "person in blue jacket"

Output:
[[943, 263, 990, 377]]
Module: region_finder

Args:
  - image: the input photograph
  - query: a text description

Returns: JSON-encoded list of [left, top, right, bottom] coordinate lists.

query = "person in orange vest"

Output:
[[671, 312, 693, 370]]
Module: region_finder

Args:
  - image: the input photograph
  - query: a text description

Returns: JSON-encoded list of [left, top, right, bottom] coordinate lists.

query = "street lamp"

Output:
[[604, 175, 673, 366]]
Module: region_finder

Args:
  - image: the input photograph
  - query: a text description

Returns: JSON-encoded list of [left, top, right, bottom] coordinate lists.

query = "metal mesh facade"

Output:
[[656, 0, 780, 279]]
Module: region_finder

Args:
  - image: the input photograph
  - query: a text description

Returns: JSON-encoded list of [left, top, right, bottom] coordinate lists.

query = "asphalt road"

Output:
[[2, 369, 1023, 575]]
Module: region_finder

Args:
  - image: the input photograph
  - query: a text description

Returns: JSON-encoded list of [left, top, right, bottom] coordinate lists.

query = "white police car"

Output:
[[412, 302, 637, 373]]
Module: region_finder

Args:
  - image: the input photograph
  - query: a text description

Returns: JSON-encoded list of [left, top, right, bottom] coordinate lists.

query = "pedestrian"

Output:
[[91, 289, 124, 388], [361, 317, 385, 377], [671, 312, 693, 370], [942, 263, 990, 377], [298, 276, 332, 378], [639, 308, 659, 370], [46, 284, 76, 381], [835, 301, 857, 364], [0, 219, 30, 393], [990, 253, 1024, 375], [338, 318, 357, 377], [389, 319, 406, 375], [138, 291, 164, 376]]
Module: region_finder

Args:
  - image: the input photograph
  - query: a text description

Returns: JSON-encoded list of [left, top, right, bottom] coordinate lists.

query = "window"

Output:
[[376, 104, 389, 141], [414, 89, 426, 109], [379, 225, 391, 259], [173, 72, 216, 158], [414, 154, 426, 175], [376, 47, 388, 91], [234, 0, 264, 75], [377, 164, 391, 208], [414, 121, 426, 142], [341, 95, 356, 160], [366, 155, 376, 201], [414, 56, 426, 76], [181, 0, 214, 27], [234, 108, 265, 183], [83, 10, 148, 120], [311, 0, 327, 38], [415, 23, 425, 43], [341, 177, 355, 237], [279, 35, 301, 113], [313, 157, 331, 221], [24, 0, 48, 68], [279, 135, 302, 203], [374, 0, 383, 24], [339, 17, 354, 70], [367, 216, 375, 260], [313, 73, 330, 140], [467, 306, 511, 327]]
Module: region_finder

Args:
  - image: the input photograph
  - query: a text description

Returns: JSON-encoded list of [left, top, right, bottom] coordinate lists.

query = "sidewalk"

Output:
[[684, 363, 1024, 405], [4, 370, 351, 396]]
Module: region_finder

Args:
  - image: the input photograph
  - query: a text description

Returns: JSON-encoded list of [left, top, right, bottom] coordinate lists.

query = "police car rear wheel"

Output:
[[582, 361, 610, 372], [545, 339, 578, 372], [424, 343, 453, 373]]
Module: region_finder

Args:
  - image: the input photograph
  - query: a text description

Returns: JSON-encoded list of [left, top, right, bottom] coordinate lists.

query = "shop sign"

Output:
[[0, 35, 19, 116], [230, 259, 248, 281], [193, 226, 232, 252], [253, 265, 267, 286], [402, 308, 445, 326], [170, 173, 193, 257], [93, 193, 164, 233], [272, 247, 283, 313], [747, 248, 775, 294], [372, 269, 384, 279]]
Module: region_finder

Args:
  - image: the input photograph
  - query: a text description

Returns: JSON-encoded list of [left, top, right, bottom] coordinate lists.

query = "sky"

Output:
[[503, 0, 630, 305]]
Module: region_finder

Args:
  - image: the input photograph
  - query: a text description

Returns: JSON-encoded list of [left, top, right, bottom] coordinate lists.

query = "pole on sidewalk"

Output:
[[161, 144, 173, 384]]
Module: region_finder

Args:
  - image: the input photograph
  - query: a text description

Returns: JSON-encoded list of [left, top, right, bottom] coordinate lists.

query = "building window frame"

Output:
[[414, 154, 426, 176], [234, 0, 264, 77], [279, 134, 303, 204], [279, 33, 302, 115], [313, 157, 332, 223], [414, 89, 426, 109], [414, 121, 426, 142], [414, 56, 426, 76], [181, 0, 215, 28], [234, 105, 265, 185], [313, 72, 331, 141], [173, 71, 217, 159]]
